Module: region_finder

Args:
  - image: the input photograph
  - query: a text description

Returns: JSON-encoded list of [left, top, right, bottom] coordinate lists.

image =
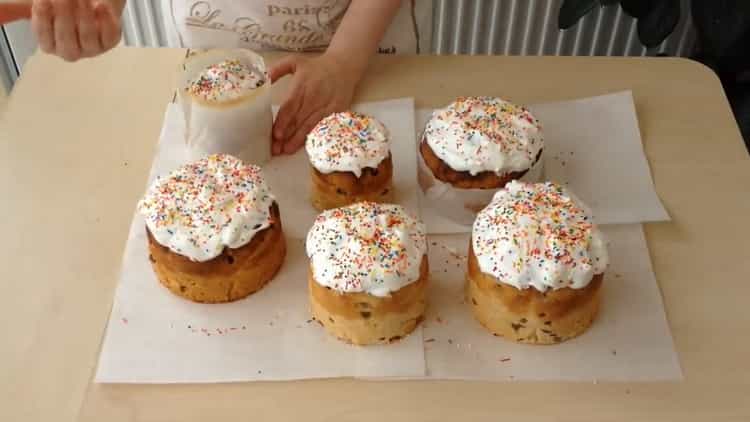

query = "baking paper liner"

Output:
[[177, 49, 272, 166]]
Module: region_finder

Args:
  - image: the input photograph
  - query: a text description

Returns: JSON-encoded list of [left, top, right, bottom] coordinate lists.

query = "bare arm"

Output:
[[269, 0, 402, 154], [325, 0, 402, 79]]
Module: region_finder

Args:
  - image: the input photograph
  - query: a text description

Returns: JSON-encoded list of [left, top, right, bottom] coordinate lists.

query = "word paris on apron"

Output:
[[162, 0, 432, 54]]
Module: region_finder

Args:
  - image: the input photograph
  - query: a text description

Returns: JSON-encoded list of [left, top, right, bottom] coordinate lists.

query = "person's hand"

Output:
[[269, 53, 361, 155], [31, 0, 122, 62]]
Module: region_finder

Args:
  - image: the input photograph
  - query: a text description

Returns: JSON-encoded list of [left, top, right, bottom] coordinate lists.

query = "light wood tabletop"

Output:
[[1, 47, 749, 422]]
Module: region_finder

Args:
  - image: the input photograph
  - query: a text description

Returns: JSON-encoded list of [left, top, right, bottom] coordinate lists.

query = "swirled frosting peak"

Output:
[[306, 111, 390, 177], [306, 202, 426, 297], [472, 181, 608, 291], [424, 96, 543, 175], [138, 154, 276, 262]]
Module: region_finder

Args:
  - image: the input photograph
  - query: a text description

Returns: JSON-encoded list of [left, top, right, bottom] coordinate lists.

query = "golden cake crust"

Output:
[[147, 203, 286, 303], [466, 241, 602, 344], [310, 154, 394, 211], [308, 256, 428, 345]]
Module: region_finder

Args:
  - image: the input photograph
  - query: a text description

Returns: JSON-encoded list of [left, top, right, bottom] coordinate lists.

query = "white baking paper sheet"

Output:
[[419, 91, 671, 234], [96, 95, 680, 383], [420, 224, 682, 381], [95, 99, 426, 383], [95, 223, 425, 383], [177, 49, 273, 166]]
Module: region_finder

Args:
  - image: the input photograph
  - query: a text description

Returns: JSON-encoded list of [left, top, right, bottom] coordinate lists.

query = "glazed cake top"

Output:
[[424, 96, 543, 176], [472, 181, 608, 291], [138, 154, 276, 262], [186, 59, 265, 103], [306, 202, 427, 297], [306, 111, 390, 178]]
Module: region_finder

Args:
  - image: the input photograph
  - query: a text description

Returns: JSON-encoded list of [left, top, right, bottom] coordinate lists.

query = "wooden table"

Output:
[[2, 48, 749, 422]]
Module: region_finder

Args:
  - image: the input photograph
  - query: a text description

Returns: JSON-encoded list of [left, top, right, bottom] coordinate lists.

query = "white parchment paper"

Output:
[[95, 99, 425, 383], [95, 225, 425, 383], [420, 224, 682, 381], [96, 95, 680, 383], [178, 49, 273, 166]]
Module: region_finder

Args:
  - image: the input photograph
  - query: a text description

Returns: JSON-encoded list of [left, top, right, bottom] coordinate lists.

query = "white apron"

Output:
[[161, 0, 432, 54]]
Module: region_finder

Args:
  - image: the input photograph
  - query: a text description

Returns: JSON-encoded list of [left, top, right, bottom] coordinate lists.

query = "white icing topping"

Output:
[[138, 154, 276, 262], [424, 96, 543, 175], [305, 111, 390, 177], [472, 181, 608, 291], [306, 202, 427, 297], [187, 59, 265, 102]]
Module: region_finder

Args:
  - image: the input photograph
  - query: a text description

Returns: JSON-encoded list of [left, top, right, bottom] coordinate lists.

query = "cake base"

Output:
[[310, 155, 393, 211], [147, 203, 286, 303], [466, 243, 602, 344], [308, 257, 428, 345], [419, 140, 541, 190]]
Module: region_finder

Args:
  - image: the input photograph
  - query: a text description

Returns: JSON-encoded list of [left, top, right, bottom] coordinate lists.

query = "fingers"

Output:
[[282, 108, 325, 155], [30, 0, 120, 61], [31, 0, 55, 54], [268, 55, 298, 83], [273, 86, 302, 141], [77, 0, 100, 57], [0, 3, 32, 25], [94, 0, 121, 49], [272, 78, 305, 154], [271, 136, 283, 156], [52, 0, 81, 61], [272, 94, 301, 155], [270, 55, 302, 152]]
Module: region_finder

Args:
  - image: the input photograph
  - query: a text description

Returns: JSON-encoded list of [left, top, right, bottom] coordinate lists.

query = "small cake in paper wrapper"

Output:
[[178, 49, 272, 166], [417, 96, 545, 226]]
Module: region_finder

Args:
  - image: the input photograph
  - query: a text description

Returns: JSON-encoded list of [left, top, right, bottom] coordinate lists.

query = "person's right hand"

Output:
[[30, 0, 122, 62]]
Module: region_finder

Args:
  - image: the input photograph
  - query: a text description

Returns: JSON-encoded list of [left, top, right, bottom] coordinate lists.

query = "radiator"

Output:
[[121, 0, 695, 57], [121, 1, 167, 47], [432, 0, 695, 56]]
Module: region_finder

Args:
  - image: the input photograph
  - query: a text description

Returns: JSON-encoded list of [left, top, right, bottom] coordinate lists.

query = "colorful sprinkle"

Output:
[[424, 96, 543, 175], [138, 154, 275, 262], [187, 59, 265, 102], [306, 202, 426, 297], [306, 111, 390, 177], [472, 181, 608, 291]]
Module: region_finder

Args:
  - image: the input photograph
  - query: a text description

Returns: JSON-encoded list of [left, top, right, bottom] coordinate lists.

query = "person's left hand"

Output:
[[269, 53, 360, 155]]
